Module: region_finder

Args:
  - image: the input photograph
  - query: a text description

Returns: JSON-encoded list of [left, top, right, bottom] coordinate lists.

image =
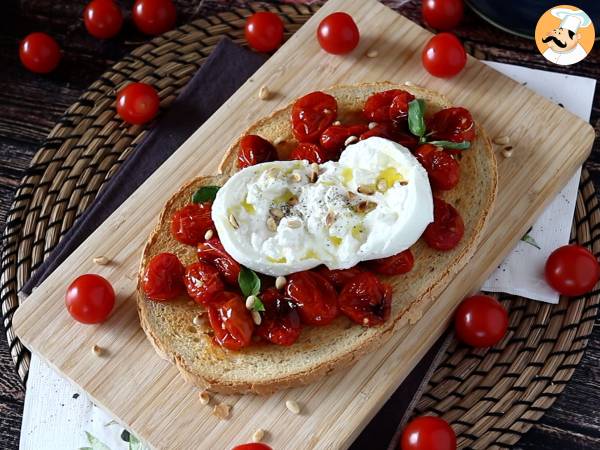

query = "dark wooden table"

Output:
[[1, 1, 599, 449]]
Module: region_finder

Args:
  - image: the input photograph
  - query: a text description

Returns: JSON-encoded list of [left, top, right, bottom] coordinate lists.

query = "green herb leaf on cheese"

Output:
[[191, 186, 220, 203], [238, 266, 261, 297]]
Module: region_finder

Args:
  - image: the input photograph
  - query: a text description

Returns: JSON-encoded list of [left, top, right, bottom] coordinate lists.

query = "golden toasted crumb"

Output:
[[198, 390, 210, 405], [213, 403, 231, 420]]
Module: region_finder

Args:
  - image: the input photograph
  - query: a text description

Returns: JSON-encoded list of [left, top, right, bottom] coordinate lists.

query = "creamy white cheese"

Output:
[[212, 137, 433, 276]]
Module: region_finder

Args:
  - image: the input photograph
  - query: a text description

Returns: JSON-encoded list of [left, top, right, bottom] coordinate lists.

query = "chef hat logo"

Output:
[[535, 5, 595, 66]]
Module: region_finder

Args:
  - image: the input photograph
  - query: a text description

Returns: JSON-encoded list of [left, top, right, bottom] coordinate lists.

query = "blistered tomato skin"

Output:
[[197, 237, 241, 285], [286, 271, 339, 326], [170, 202, 214, 246], [65, 274, 115, 324], [545, 245, 600, 296], [317, 12, 360, 55], [143, 252, 185, 301], [368, 249, 414, 275], [423, 197, 464, 251], [238, 134, 277, 168], [290, 142, 331, 164], [320, 124, 368, 156], [427, 107, 475, 143], [338, 272, 392, 326], [363, 90, 411, 122], [183, 261, 224, 304], [291, 91, 337, 143], [401, 415, 456, 450], [208, 291, 254, 350], [257, 288, 302, 346], [359, 122, 418, 150], [414, 144, 460, 191], [317, 266, 365, 290], [454, 295, 508, 347]]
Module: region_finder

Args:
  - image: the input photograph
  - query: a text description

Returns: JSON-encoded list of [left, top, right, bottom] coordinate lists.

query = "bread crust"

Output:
[[137, 82, 497, 394]]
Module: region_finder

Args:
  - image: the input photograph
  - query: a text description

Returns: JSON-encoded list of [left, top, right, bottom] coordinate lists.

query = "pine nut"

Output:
[[275, 276, 287, 290], [92, 345, 103, 356], [285, 399, 301, 414], [344, 135, 358, 146], [332, 120, 341, 126], [366, 49, 379, 58], [368, 122, 377, 130], [246, 295, 257, 310], [251, 310, 262, 326], [204, 229, 214, 240], [252, 428, 266, 443], [193, 314, 204, 326], [228, 213, 239, 229], [266, 216, 278, 232], [269, 207, 284, 219], [287, 219, 302, 229], [358, 184, 376, 195], [325, 210, 335, 227], [502, 148, 513, 158], [258, 85, 271, 100], [92, 256, 109, 265]]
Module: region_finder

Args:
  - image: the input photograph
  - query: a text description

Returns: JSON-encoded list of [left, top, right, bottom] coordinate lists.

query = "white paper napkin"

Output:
[[482, 62, 596, 303], [19, 63, 597, 449]]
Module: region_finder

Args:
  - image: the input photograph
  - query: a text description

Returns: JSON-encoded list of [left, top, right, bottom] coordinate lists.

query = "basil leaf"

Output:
[[408, 99, 426, 138], [428, 140, 471, 150], [521, 233, 541, 250], [252, 296, 266, 312], [192, 186, 220, 203], [238, 266, 261, 297]]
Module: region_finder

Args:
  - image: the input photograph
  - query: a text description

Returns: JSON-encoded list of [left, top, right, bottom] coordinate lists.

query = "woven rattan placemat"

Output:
[[1, 4, 598, 448]]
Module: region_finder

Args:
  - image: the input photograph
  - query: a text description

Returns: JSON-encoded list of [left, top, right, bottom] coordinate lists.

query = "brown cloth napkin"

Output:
[[20, 38, 444, 449]]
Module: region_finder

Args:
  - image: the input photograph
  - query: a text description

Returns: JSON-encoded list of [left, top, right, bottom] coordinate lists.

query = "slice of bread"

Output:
[[136, 82, 497, 395]]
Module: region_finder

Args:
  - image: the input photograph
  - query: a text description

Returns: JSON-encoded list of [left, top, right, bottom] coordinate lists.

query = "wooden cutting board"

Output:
[[14, 0, 595, 448]]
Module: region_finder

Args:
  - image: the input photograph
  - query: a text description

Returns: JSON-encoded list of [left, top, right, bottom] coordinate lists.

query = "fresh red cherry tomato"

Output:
[[197, 237, 241, 286], [291, 91, 337, 142], [320, 124, 368, 156], [65, 274, 115, 324], [545, 245, 600, 296], [232, 443, 272, 450], [414, 144, 460, 191], [19, 32, 61, 74], [367, 249, 414, 275], [317, 12, 360, 55], [359, 122, 419, 150], [317, 266, 365, 290], [170, 202, 214, 246], [256, 287, 302, 346], [422, 32, 466, 78], [84, 0, 123, 39], [454, 295, 508, 347], [208, 291, 254, 350], [363, 90, 415, 123], [290, 142, 331, 164], [132, 0, 176, 35], [238, 134, 277, 168], [339, 272, 392, 326], [184, 261, 224, 304], [244, 11, 284, 53], [286, 271, 339, 326], [423, 197, 464, 251], [142, 252, 185, 301], [116, 82, 160, 125], [422, 0, 464, 31], [427, 107, 475, 144], [401, 416, 456, 450]]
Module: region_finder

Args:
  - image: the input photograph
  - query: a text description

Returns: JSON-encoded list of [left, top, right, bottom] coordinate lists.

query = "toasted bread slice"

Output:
[[137, 82, 497, 394]]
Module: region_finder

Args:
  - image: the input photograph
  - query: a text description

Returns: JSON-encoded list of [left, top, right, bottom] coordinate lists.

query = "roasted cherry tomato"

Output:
[[359, 122, 419, 150], [367, 249, 414, 275], [184, 261, 224, 304], [197, 237, 241, 286], [116, 82, 160, 125], [545, 245, 600, 296], [65, 274, 115, 324], [317, 12, 360, 55], [414, 144, 460, 191], [142, 252, 185, 301], [232, 444, 272, 450], [320, 124, 368, 156], [290, 142, 331, 164], [238, 134, 276, 168], [363, 89, 415, 123], [422, 0, 464, 31], [286, 271, 339, 326], [170, 202, 214, 246], [19, 32, 61, 74], [291, 91, 337, 142], [317, 266, 365, 290], [256, 287, 302, 346], [339, 272, 392, 326], [132, 0, 176, 35], [454, 295, 508, 347], [84, 0, 123, 39], [244, 11, 284, 53], [422, 32, 466, 78], [401, 415, 456, 450], [423, 197, 464, 251], [208, 291, 254, 350], [427, 107, 475, 144]]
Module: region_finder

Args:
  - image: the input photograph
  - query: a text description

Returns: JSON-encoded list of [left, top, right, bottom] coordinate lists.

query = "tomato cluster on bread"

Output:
[[142, 88, 475, 351]]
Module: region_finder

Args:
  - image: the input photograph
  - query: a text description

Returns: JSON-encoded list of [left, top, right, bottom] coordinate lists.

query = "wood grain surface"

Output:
[[1, 1, 600, 450]]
